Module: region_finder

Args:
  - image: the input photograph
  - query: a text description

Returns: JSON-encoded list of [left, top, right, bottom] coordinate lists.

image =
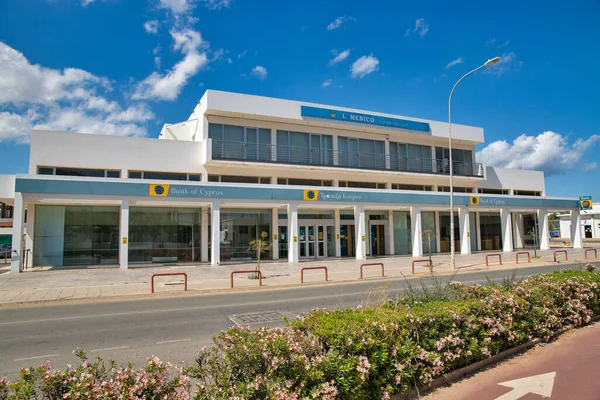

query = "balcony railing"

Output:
[[211, 140, 484, 177]]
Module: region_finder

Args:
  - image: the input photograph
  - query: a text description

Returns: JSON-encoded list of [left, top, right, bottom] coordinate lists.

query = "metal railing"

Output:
[[211, 140, 484, 177]]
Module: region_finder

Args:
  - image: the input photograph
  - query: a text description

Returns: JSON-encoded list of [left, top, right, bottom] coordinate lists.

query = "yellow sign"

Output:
[[467, 232, 470, 237], [469, 196, 480, 206], [293, 236, 298, 242], [273, 234, 278, 240], [122, 237, 128, 244], [361, 235, 365, 241], [580, 198, 593, 210], [336, 233, 340, 239], [318, 232, 323, 240], [149, 184, 170, 197], [303, 190, 319, 201]]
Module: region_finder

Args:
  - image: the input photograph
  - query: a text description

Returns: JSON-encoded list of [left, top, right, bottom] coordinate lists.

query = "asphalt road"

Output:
[[0, 263, 594, 379]]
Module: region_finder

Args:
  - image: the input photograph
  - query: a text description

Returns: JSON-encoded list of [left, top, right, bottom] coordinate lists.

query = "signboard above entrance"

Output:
[[300, 105, 430, 132], [579, 196, 593, 210]]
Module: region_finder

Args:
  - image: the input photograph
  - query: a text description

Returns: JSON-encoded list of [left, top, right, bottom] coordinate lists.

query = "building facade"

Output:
[[2, 90, 585, 273], [559, 205, 600, 240]]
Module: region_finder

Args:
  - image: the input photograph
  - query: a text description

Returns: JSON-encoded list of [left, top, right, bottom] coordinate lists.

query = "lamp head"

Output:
[[484, 57, 501, 67]]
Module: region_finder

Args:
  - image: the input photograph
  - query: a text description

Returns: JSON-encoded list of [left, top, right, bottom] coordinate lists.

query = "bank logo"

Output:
[[469, 196, 480, 206], [329, 112, 337, 119], [303, 189, 319, 201], [149, 184, 170, 197], [579, 197, 592, 210]]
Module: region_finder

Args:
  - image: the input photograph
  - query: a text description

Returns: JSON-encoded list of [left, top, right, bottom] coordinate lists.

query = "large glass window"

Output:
[[480, 212, 502, 250], [470, 212, 478, 251], [393, 211, 411, 254], [439, 212, 460, 253], [390, 143, 432, 172], [37, 167, 120, 178], [421, 211, 437, 254], [338, 137, 385, 169], [277, 130, 333, 165], [435, 147, 474, 175], [33, 205, 119, 267], [129, 208, 202, 263], [209, 123, 271, 161], [220, 209, 272, 261]]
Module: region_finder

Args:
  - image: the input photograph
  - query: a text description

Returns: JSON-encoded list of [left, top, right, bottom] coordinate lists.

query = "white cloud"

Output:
[[326, 15, 355, 31], [445, 57, 464, 69], [350, 54, 379, 78], [132, 28, 209, 100], [485, 38, 497, 46], [144, 20, 159, 34], [154, 56, 161, 68], [81, 0, 96, 5], [583, 162, 598, 172], [159, 0, 193, 14], [405, 18, 429, 37], [483, 52, 523, 76], [237, 49, 247, 59], [322, 79, 332, 88], [212, 48, 228, 62], [329, 49, 350, 66], [0, 42, 153, 142], [477, 131, 600, 176], [204, 0, 231, 10], [251, 65, 268, 81]]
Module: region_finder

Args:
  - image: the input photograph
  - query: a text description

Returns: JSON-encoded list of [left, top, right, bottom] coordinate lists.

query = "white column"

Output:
[[24, 204, 35, 268], [513, 213, 524, 249], [411, 206, 423, 257], [459, 206, 471, 254], [201, 207, 208, 262], [537, 208, 550, 251], [288, 204, 299, 263], [10, 192, 24, 273], [387, 210, 395, 255], [476, 211, 482, 251], [211, 201, 220, 266], [571, 209, 583, 249], [500, 208, 513, 252], [119, 199, 129, 270], [334, 209, 341, 257], [354, 205, 366, 260], [272, 208, 279, 260], [435, 211, 441, 253]]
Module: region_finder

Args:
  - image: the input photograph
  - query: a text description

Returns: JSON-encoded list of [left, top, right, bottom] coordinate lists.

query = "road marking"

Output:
[[14, 353, 59, 362], [496, 371, 556, 400], [156, 338, 191, 345], [90, 345, 129, 353]]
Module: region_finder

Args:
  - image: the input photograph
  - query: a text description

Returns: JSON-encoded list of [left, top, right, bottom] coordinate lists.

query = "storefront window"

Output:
[[129, 207, 202, 263], [220, 209, 271, 261], [470, 213, 478, 251], [440, 212, 460, 253], [422, 212, 437, 254], [392, 211, 411, 254], [480, 212, 502, 250]]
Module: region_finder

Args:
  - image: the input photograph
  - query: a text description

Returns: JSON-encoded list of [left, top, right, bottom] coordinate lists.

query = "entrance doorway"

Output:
[[585, 225, 593, 239], [299, 225, 327, 258], [370, 224, 386, 256], [340, 224, 355, 257]]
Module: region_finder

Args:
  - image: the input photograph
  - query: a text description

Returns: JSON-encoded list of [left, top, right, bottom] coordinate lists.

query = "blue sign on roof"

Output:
[[301, 105, 430, 132]]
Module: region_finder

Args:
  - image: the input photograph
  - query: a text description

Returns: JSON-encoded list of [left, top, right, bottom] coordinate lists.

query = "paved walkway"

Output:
[[0, 248, 597, 305], [424, 321, 600, 399]]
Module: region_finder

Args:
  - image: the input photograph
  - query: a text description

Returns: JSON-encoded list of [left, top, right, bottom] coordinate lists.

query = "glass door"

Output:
[[279, 226, 288, 259], [299, 226, 307, 257], [317, 226, 326, 257], [307, 226, 315, 257]]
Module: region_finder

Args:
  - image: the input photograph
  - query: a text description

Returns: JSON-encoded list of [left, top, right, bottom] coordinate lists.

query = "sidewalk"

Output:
[[0, 248, 596, 305]]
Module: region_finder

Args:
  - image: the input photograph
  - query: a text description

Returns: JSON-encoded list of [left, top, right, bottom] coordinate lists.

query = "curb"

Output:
[[395, 315, 600, 400]]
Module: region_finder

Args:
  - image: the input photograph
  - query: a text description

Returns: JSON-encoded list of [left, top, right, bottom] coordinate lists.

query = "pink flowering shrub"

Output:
[[2, 270, 600, 400]]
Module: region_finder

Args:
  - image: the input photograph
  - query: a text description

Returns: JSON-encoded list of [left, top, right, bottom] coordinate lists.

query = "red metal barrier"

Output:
[[150, 272, 188, 293], [230, 270, 262, 288], [359, 262, 384, 279], [412, 258, 433, 274], [585, 249, 598, 259], [486, 253, 502, 266], [300, 266, 328, 283], [515, 251, 531, 264], [554, 250, 568, 262]]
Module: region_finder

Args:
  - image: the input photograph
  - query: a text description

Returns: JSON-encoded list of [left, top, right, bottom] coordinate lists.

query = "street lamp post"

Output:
[[449, 57, 500, 270]]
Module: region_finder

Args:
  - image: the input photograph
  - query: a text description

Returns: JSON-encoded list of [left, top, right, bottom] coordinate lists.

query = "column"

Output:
[[570, 209, 583, 249], [513, 213, 525, 249], [435, 211, 441, 253], [272, 208, 279, 260], [10, 192, 24, 273], [24, 204, 35, 268], [119, 199, 129, 270], [201, 208, 208, 262], [211, 201, 220, 266], [387, 210, 395, 255], [354, 205, 366, 260], [334, 209, 341, 257], [500, 208, 513, 252], [537, 208, 550, 251], [459, 206, 471, 254], [288, 204, 298, 263], [411, 206, 423, 257]]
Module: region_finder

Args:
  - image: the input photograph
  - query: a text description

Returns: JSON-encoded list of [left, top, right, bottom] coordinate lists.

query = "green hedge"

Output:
[[2, 269, 599, 400]]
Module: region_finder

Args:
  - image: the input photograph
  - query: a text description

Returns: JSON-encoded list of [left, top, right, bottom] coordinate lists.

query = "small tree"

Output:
[[249, 231, 272, 273], [423, 229, 433, 265]]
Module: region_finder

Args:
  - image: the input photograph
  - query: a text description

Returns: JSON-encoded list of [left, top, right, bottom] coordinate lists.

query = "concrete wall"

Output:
[[482, 167, 545, 193], [0, 175, 15, 202]]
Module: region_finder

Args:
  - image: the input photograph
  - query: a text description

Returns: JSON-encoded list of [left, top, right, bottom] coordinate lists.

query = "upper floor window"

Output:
[[390, 142, 432, 172], [339, 181, 386, 189], [438, 186, 473, 193], [276, 131, 333, 165], [128, 171, 201, 181], [209, 123, 271, 161], [478, 188, 509, 195], [338, 137, 385, 169], [514, 190, 541, 196], [208, 175, 271, 184], [38, 167, 120, 178], [277, 178, 333, 187], [435, 148, 474, 175], [392, 184, 433, 191]]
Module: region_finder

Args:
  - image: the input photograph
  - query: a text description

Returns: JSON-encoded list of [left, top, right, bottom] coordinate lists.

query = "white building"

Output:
[[559, 205, 600, 240], [0, 90, 585, 272]]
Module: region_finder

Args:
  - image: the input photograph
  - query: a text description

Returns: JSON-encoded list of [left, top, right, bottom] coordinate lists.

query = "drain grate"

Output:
[[228, 311, 287, 326]]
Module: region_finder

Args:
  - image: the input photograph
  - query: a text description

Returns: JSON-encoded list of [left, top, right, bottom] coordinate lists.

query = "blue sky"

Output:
[[0, 0, 599, 199]]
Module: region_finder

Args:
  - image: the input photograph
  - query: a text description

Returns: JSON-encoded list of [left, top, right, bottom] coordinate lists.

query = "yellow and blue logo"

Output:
[[329, 112, 337, 119], [303, 189, 319, 201], [469, 196, 480, 206], [149, 184, 170, 197]]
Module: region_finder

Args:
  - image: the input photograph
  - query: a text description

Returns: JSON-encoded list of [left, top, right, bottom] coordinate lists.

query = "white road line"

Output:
[[14, 353, 59, 362], [156, 338, 192, 345], [90, 345, 129, 353]]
